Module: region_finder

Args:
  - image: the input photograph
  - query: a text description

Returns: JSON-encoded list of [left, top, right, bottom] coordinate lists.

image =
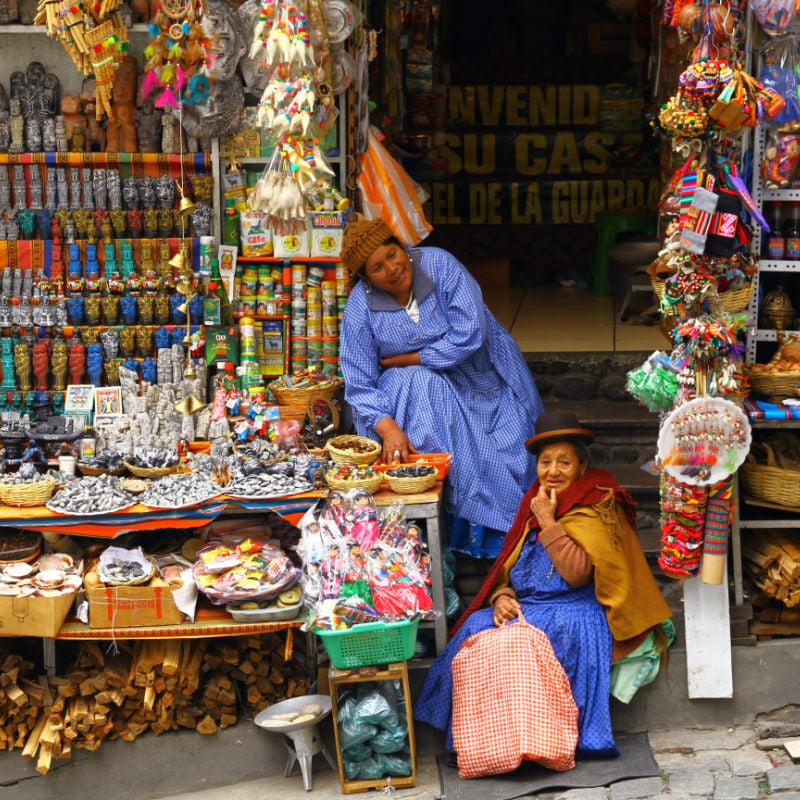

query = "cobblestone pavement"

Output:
[[152, 721, 800, 800], [532, 723, 800, 800]]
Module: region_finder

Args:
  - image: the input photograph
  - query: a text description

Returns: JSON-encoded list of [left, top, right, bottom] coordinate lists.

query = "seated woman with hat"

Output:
[[415, 409, 673, 766], [338, 215, 544, 559]]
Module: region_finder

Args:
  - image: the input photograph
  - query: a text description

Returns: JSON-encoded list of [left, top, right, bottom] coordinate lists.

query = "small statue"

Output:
[[82, 100, 106, 153], [127, 208, 143, 238], [68, 167, 82, 210], [157, 208, 174, 238], [17, 208, 35, 239], [100, 327, 119, 360], [72, 208, 91, 239], [44, 167, 56, 210], [119, 326, 136, 357], [54, 116, 67, 152], [82, 168, 94, 210], [93, 168, 107, 210], [27, 168, 42, 210], [101, 293, 120, 324], [134, 325, 152, 357], [65, 294, 85, 325], [86, 342, 103, 386], [154, 288, 171, 324], [109, 207, 127, 238], [51, 339, 67, 391], [161, 106, 180, 154], [105, 55, 138, 153], [119, 293, 138, 325], [190, 204, 212, 237], [84, 294, 101, 326], [13, 342, 31, 391], [138, 294, 155, 325], [135, 98, 162, 153], [8, 99, 23, 154], [104, 359, 120, 386], [23, 116, 41, 153], [122, 176, 140, 210], [143, 207, 158, 238], [0, 109, 10, 153], [59, 93, 86, 146], [41, 118, 56, 152], [42, 73, 60, 121], [0, 296, 11, 327], [68, 337, 86, 385], [32, 339, 50, 391], [107, 169, 122, 209]]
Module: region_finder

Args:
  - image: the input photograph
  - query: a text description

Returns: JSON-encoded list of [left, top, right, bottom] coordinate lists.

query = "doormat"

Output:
[[436, 732, 660, 800]]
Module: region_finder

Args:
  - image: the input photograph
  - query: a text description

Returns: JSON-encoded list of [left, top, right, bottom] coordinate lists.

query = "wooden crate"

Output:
[[328, 661, 416, 794]]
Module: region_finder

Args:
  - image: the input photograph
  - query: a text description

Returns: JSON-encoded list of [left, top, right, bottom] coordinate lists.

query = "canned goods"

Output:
[[291, 317, 307, 336], [307, 266, 325, 287], [291, 264, 307, 284], [322, 337, 338, 358], [306, 322, 321, 337], [291, 338, 307, 356], [307, 302, 322, 321], [322, 316, 338, 337]]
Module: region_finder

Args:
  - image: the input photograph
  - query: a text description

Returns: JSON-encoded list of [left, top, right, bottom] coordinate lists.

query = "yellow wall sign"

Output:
[[431, 84, 658, 224]]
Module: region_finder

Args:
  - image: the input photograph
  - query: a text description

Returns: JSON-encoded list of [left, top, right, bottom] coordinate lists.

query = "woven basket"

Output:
[[652, 279, 754, 313], [740, 442, 800, 507], [123, 461, 181, 479], [0, 477, 56, 507], [383, 469, 437, 494], [326, 435, 382, 465], [325, 472, 384, 493], [746, 369, 800, 399], [268, 379, 344, 406], [77, 463, 125, 477]]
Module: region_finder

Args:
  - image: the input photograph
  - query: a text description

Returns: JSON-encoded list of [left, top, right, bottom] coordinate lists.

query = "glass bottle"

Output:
[[767, 202, 785, 259], [784, 202, 800, 259], [204, 258, 231, 326]]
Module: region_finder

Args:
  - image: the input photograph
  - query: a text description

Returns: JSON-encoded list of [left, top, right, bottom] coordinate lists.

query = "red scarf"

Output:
[[450, 469, 636, 637]]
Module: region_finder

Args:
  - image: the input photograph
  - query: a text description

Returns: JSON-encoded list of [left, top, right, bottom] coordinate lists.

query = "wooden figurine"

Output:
[[59, 94, 86, 146], [105, 55, 138, 153]]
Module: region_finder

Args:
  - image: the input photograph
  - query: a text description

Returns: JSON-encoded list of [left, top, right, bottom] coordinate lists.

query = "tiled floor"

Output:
[[484, 286, 670, 353]]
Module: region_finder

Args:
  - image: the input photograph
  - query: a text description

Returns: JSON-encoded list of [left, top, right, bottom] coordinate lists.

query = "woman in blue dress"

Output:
[[339, 216, 544, 558], [414, 410, 673, 764]]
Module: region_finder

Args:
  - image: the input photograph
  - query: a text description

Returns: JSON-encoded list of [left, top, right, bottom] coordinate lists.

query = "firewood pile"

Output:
[[742, 530, 800, 609], [0, 632, 306, 773]]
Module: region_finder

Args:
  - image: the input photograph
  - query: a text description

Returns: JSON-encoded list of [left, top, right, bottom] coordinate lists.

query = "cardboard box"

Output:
[[0, 591, 77, 637], [86, 585, 184, 628], [309, 211, 345, 257], [272, 229, 311, 258]]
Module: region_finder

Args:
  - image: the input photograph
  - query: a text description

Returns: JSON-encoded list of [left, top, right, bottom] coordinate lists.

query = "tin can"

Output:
[[307, 265, 325, 287], [306, 322, 321, 337], [307, 302, 322, 321], [291, 337, 307, 357], [291, 316, 307, 336], [322, 316, 338, 337], [322, 337, 338, 358], [291, 263, 307, 284]]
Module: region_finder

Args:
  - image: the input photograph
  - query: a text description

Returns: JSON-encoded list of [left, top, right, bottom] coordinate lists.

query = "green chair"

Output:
[[590, 212, 657, 297]]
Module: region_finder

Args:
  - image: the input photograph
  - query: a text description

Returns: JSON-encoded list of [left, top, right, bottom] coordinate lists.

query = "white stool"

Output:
[[255, 694, 336, 791]]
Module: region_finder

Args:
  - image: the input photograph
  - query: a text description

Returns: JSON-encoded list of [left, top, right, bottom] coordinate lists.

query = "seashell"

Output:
[[292, 714, 316, 724], [261, 718, 292, 728], [271, 712, 299, 721], [15, 584, 38, 597], [4, 562, 33, 579], [37, 553, 74, 571], [0, 583, 19, 595], [61, 574, 83, 591], [37, 588, 64, 598], [34, 569, 66, 588], [299, 703, 323, 717]]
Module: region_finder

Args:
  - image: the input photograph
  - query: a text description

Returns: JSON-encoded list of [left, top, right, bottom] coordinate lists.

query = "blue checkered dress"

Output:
[[340, 247, 544, 545]]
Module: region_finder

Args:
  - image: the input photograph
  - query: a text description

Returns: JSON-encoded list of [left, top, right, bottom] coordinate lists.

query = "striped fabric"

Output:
[[451, 613, 578, 778], [340, 247, 543, 540]]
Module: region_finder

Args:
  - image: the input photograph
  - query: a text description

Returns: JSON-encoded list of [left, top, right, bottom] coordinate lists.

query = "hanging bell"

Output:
[[169, 248, 186, 270], [176, 301, 188, 314], [181, 330, 192, 345], [183, 359, 197, 378], [177, 185, 197, 217], [174, 395, 206, 414]]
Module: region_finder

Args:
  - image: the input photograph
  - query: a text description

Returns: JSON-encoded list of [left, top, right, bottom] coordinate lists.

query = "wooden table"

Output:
[[0, 484, 448, 665]]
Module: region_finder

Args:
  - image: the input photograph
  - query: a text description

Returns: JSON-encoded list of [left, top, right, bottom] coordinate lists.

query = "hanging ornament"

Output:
[[140, 0, 217, 109]]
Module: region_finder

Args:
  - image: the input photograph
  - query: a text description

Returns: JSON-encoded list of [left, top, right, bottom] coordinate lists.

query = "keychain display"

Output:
[[657, 396, 751, 486]]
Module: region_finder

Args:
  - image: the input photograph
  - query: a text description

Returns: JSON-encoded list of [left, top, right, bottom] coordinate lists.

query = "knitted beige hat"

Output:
[[340, 216, 394, 274]]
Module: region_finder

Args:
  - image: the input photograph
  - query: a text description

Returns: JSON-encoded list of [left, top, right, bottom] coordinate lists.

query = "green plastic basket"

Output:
[[316, 618, 419, 669]]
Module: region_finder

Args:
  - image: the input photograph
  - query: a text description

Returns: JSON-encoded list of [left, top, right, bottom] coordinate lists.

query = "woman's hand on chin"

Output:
[[379, 351, 420, 369], [493, 595, 521, 627], [530, 485, 557, 527]]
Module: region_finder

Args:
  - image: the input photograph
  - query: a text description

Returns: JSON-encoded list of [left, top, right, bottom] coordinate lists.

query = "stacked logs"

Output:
[[743, 530, 800, 610], [0, 632, 306, 773]]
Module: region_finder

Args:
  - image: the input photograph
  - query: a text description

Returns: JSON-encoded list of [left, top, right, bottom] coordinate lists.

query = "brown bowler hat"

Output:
[[524, 409, 594, 454]]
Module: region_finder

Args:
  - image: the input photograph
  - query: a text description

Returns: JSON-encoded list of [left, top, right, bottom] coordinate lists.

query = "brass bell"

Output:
[[176, 301, 188, 314], [174, 395, 206, 414], [177, 186, 197, 217], [183, 359, 197, 378], [181, 330, 192, 345], [169, 249, 186, 270]]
